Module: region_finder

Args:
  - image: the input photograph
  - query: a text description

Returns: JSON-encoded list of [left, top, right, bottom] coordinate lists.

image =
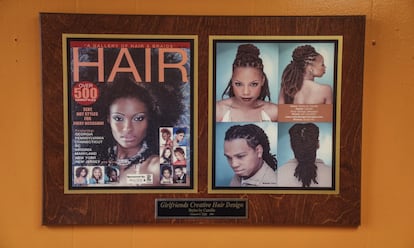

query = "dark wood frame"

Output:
[[41, 13, 364, 225]]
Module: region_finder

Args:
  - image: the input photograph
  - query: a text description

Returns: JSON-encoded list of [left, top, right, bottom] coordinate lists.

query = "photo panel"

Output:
[[210, 36, 341, 193]]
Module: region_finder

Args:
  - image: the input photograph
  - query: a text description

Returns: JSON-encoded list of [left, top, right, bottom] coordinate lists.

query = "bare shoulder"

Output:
[[320, 83, 332, 90], [317, 83, 333, 103], [262, 101, 279, 121], [315, 83, 332, 93], [216, 98, 232, 107], [216, 98, 232, 121]]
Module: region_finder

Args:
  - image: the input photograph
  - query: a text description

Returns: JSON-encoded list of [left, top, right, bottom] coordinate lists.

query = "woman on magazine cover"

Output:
[[160, 128, 173, 148], [160, 147, 173, 164], [216, 44, 278, 122], [160, 165, 173, 184], [278, 45, 333, 104], [89, 166, 103, 184], [101, 78, 184, 186], [74, 166, 88, 185], [173, 147, 187, 166], [277, 123, 332, 187], [105, 166, 119, 183]]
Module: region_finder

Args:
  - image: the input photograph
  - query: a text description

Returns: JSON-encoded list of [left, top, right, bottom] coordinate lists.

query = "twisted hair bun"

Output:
[[233, 44, 263, 69], [236, 44, 260, 58], [292, 45, 319, 68]]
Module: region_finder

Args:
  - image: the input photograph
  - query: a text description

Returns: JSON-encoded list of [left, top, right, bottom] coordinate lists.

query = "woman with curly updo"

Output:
[[279, 45, 332, 104], [278, 123, 332, 187], [216, 44, 278, 122]]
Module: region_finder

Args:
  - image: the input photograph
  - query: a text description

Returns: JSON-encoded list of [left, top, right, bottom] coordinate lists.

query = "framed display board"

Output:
[[41, 14, 364, 225]]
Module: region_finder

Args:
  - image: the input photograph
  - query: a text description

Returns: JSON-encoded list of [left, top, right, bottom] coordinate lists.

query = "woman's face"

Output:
[[163, 169, 171, 178], [175, 151, 185, 161], [109, 97, 148, 150], [93, 168, 102, 179], [162, 132, 171, 141], [231, 67, 264, 103], [309, 55, 326, 77], [164, 149, 171, 158], [80, 169, 87, 177], [175, 133, 185, 142], [110, 170, 118, 181]]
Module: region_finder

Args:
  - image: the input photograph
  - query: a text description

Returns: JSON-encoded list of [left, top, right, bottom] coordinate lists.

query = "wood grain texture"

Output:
[[41, 14, 364, 225]]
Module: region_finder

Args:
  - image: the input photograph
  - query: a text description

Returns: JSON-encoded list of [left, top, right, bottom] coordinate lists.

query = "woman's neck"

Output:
[[303, 71, 315, 81], [231, 97, 263, 109], [116, 145, 141, 159]]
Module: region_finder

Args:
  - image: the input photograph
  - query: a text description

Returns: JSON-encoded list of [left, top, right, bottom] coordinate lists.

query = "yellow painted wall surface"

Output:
[[1, 0, 414, 247]]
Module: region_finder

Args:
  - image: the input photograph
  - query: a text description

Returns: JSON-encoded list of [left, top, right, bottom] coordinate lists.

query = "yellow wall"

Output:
[[1, 0, 414, 247]]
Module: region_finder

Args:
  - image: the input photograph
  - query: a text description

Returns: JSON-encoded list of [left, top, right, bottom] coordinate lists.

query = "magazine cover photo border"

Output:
[[62, 34, 198, 194]]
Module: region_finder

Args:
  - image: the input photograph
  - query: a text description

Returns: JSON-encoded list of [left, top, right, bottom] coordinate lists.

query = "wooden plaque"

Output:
[[41, 14, 364, 225]]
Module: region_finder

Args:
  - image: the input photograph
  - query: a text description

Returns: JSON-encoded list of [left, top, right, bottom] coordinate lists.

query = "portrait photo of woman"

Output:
[[73, 166, 88, 186], [99, 77, 185, 186], [215, 43, 279, 122], [278, 43, 335, 105]]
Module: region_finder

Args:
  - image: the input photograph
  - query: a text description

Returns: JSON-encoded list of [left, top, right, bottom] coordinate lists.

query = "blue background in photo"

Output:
[[173, 127, 189, 146]]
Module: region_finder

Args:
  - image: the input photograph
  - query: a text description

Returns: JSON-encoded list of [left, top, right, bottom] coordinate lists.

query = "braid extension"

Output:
[[289, 123, 319, 187], [281, 45, 320, 104]]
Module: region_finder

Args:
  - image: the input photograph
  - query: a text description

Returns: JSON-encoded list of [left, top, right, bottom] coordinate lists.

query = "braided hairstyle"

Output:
[[221, 44, 271, 101], [281, 45, 320, 104], [288, 123, 320, 187], [224, 124, 277, 170]]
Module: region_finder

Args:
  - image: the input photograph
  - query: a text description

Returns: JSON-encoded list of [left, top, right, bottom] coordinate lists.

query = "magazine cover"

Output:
[[63, 34, 196, 192], [210, 37, 341, 193]]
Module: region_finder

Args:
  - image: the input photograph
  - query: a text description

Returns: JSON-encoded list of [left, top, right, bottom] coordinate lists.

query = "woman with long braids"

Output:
[[278, 45, 332, 104], [223, 124, 278, 187], [216, 44, 278, 122], [278, 123, 332, 187]]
